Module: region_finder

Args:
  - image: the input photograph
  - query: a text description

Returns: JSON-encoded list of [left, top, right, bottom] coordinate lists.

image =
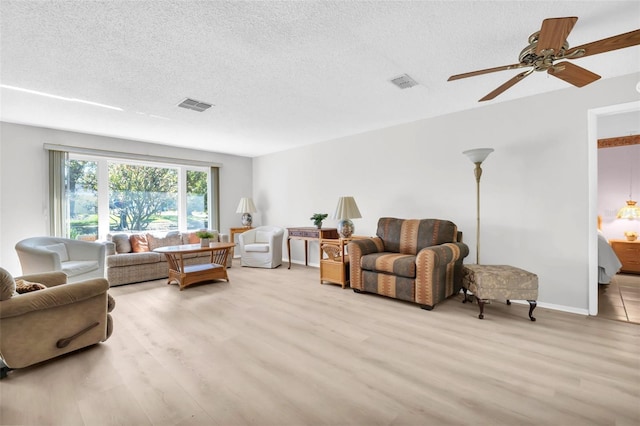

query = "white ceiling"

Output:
[[1, 1, 639, 157]]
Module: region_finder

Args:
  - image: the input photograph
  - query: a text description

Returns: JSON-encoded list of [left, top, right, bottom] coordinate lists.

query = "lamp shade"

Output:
[[463, 148, 494, 164], [332, 196, 362, 220], [235, 197, 257, 214], [617, 200, 640, 220]]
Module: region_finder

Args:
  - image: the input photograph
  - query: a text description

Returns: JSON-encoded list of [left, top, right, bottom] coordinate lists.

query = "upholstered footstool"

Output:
[[462, 264, 538, 321]]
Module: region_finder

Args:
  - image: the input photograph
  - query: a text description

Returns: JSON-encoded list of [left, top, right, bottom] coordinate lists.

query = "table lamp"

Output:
[[332, 196, 362, 238], [236, 197, 257, 227]]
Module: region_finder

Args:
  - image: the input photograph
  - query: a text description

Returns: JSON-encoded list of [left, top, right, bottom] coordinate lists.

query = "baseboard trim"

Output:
[[508, 299, 589, 316]]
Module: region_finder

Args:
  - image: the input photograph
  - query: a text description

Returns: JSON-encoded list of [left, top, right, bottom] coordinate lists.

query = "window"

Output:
[[64, 154, 216, 240]]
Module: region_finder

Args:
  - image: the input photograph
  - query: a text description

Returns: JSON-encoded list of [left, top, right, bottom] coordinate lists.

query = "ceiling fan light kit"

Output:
[[448, 17, 640, 102]]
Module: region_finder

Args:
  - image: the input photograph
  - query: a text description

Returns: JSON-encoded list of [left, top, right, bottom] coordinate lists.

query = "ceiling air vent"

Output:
[[390, 74, 418, 89], [177, 98, 213, 112]]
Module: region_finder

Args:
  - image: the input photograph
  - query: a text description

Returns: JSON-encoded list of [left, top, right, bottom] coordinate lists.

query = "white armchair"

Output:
[[15, 237, 106, 283], [237, 226, 284, 268]]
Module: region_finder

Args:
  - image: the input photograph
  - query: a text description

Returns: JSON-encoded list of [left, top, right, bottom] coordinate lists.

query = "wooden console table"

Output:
[[154, 242, 234, 290], [286, 227, 339, 269]]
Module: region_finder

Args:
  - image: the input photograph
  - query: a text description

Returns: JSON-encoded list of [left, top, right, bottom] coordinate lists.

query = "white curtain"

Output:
[[210, 166, 220, 231], [48, 149, 68, 237]]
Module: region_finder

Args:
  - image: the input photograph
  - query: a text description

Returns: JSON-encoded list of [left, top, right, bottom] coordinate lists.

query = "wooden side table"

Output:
[[230, 226, 253, 259], [319, 236, 368, 288], [609, 239, 640, 274], [320, 238, 350, 288]]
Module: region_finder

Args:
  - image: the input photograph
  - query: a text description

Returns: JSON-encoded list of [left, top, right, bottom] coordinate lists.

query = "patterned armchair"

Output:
[[348, 217, 469, 310]]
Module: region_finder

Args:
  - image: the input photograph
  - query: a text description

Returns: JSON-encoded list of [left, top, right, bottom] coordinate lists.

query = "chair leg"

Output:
[[507, 299, 537, 321], [420, 304, 433, 311], [527, 300, 537, 321], [477, 299, 485, 319]]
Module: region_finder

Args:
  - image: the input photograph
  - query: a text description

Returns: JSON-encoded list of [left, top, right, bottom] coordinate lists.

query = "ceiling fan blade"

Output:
[[565, 29, 640, 58], [479, 69, 533, 102], [448, 63, 529, 81], [535, 17, 578, 56], [548, 61, 601, 87]]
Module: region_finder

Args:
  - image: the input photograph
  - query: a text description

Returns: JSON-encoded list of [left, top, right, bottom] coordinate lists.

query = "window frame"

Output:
[[48, 146, 220, 240]]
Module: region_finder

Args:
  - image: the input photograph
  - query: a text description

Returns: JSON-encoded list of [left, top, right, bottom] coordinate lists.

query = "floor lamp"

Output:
[[463, 148, 494, 264]]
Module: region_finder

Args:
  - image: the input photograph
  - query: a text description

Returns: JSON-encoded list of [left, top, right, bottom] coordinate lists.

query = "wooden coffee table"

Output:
[[154, 242, 234, 290]]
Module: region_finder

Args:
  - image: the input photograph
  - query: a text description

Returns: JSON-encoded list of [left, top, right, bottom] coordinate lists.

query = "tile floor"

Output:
[[598, 273, 640, 324]]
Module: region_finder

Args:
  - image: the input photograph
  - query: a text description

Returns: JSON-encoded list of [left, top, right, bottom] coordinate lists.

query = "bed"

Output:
[[598, 230, 622, 284]]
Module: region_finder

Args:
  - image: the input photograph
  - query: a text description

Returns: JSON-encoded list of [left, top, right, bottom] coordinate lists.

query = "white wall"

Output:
[[0, 123, 253, 275], [254, 72, 640, 314]]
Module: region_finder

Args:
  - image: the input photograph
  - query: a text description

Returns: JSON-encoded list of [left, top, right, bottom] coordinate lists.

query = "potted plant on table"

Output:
[[196, 230, 216, 247], [310, 213, 328, 229]]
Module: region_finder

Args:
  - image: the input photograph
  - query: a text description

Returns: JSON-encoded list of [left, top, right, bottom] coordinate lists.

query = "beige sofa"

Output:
[[106, 230, 230, 286]]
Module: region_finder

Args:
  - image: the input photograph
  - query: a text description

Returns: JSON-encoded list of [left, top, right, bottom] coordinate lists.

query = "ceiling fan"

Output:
[[448, 17, 640, 102]]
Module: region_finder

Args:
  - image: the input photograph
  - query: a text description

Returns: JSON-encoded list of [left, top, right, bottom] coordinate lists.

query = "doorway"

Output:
[[588, 100, 640, 320]]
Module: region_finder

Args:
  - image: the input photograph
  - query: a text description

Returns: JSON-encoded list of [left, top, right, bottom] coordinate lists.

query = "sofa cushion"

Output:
[[147, 233, 182, 251], [107, 251, 163, 267], [111, 234, 132, 254], [361, 252, 416, 278], [130, 234, 149, 252], [244, 243, 270, 253], [0, 267, 17, 301], [62, 260, 99, 277], [41, 243, 69, 262]]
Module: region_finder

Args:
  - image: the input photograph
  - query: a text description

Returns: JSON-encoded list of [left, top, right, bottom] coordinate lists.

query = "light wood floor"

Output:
[[599, 273, 640, 324], [1, 261, 639, 425]]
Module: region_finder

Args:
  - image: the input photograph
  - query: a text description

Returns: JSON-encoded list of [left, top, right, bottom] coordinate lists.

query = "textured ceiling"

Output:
[[1, 1, 639, 157]]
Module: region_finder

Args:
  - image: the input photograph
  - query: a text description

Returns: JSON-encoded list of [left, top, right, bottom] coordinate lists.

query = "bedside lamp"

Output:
[[236, 197, 257, 227], [332, 196, 362, 238]]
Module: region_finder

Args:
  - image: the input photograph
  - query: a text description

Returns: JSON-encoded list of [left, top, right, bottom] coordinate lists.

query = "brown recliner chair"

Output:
[[0, 268, 114, 378]]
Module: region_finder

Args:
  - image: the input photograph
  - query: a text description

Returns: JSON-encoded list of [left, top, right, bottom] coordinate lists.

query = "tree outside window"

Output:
[[67, 157, 211, 239]]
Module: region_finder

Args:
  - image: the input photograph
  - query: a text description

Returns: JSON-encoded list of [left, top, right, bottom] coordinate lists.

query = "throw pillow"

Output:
[[41, 243, 69, 262], [130, 234, 149, 253], [110, 234, 132, 253], [0, 267, 17, 301], [15, 279, 47, 294], [147, 233, 182, 251]]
